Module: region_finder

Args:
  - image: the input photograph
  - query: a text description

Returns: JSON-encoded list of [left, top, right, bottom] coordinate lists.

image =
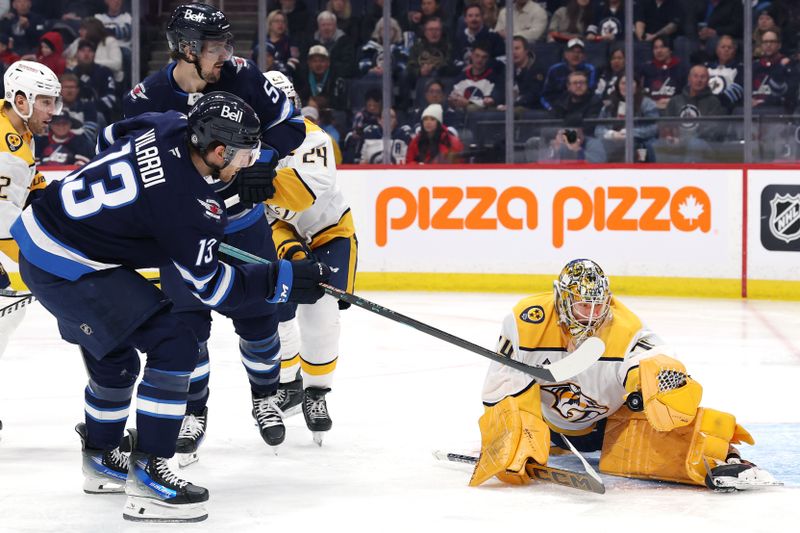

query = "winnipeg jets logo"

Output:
[[232, 56, 247, 73], [129, 83, 148, 100], [541, 382, 608, 423], [197, 198, 223, 220]]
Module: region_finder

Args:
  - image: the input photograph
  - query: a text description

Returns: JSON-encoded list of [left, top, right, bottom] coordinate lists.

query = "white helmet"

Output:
[[263, 70, 301, 108], [3, 60, 63, 121]]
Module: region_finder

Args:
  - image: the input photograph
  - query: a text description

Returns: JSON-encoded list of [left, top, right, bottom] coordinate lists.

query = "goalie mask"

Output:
[[553, 259, 612, 346]]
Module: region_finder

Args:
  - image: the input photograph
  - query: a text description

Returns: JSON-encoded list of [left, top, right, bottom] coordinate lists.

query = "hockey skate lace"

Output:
[[254, 397, 284, 428], [106, 447, 129, 471], [273, 388, 288, 406], [178, 413, 206, 440], [305, 396, 328, 420], [154, 457, 189, 489]]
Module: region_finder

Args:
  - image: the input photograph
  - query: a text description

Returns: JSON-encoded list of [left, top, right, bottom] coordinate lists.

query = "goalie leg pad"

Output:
[[470, 384, 550, 487], [600, 406, 751, 486]]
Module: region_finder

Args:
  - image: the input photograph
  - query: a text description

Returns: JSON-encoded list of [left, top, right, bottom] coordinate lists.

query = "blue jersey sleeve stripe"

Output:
[[198, 263, 235, 307], [225, 204, 264, 234]]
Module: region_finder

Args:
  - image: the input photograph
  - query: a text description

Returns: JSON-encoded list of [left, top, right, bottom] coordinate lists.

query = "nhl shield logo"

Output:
[[769, 193, 800, 243]]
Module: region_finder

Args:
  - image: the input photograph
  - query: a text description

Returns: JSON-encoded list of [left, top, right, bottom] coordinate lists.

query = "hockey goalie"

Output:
[[471, 258, 778, 492]]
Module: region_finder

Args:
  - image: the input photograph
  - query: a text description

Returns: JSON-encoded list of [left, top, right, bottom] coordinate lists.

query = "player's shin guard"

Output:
[[83, 380, 134, 452], [135, 368, 190, 458], [186, 341, 210, 415], [240, 333, 284, 446]]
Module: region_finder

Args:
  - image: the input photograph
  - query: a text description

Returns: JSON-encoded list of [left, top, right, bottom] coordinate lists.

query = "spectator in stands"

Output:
[[253, 10, 300, 74], [263, 42, 291, 77], [595, 43, 625, 104], [640, 36, 687, 111], [0, 33, 20, 66], [58, 0, 106, 22], [352, 87, 383, 132], [0, 0, 46, 55], [587, 0, 625, 42], [35, 112, 93, 167], [64, 17, 123, 83], [412, 78, 462, 132], [301, 103, 343, 163], [548, 0, 596, 43], [359, 107, 414, 164], [277, 0, 314, 46], [95, 0, 132, 50], [327, 0, 361, 45], [60, 71, 101, 143], [480, 0, 500, 30], [596, 75, 659, 162], [540, 38, 597, 111], [449, 41, 505, 112], [693, 0, 743, 42], [705, 35, 743, 111], [407, 17, 454, 84], [358, 17, 409, 80], [27, 31, 65, 78], [754, 7, 780, 58], [304, 95, 343, 145], [634, 0, 682, 42], [773, 0, 800, 55], [69, 39, 118, 122], [362, 0, 410, 41], [753, 29, 793, 110], [501, 36, 545, 110], [656, 64, 726, 162], [454, 3, 505, 69], [294, 44, 348, 110], [547, 70, 606, 162], [310, 10, 357, 78], [408, 0, 446, 37], [406, 103, 464, 164], [495, 0, 548, 43]]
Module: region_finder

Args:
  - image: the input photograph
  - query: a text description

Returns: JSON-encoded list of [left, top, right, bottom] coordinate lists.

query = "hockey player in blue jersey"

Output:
[[10, 92, 331, 522], [121, 3, 307, 460]]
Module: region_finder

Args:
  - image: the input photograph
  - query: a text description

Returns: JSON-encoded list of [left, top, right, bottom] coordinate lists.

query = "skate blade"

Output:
[[312, 432, 326, 447], [176, 452, 199, 468], [83, 477, 126, 494], [123, 495, 208, 522]]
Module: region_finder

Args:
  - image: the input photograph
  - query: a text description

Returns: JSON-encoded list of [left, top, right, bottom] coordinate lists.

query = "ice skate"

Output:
[[274, 376, 303, 418], [303, 387, 332, 446], [251, 393, 285, 451], [123, 451, 208, 522], [704, 457, 782, 492], [175, 407, 207, 468], [75, 422, 129, 494]]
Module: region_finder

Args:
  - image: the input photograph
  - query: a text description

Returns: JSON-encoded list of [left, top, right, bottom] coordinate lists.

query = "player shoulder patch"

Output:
[[520, 305, 545, 324], [5, 132, 23, 152], [197, 198, 223, 220], [231, 55, 248, 73], [129, 82, 148, 101]]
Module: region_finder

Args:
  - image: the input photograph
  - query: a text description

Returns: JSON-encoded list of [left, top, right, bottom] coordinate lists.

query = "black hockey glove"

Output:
[[237, 161, 278, 206], [287, 259, 331, 304]]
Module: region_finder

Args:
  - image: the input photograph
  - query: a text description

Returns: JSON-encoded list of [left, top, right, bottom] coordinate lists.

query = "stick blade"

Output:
[[546, 337, 606, 382]]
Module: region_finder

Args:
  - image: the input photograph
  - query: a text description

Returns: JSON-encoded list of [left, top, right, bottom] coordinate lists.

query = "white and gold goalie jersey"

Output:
[[266, 118, 354, 246], [482, 292, 665, 435]]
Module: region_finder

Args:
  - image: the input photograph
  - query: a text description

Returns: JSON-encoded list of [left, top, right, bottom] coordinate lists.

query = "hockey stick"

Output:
[[0, 294, 36, 317], [0, 288, 33, 298], [217, 242, 605, 382], [433, 444, 606, 494]]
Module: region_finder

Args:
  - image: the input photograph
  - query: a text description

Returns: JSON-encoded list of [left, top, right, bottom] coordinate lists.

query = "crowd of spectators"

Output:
[[3, 1, 800, 164]]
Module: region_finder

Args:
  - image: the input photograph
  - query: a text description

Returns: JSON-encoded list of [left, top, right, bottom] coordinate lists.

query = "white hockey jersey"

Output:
[[266, 118, 353, 246], [482, 292, 665, 435]]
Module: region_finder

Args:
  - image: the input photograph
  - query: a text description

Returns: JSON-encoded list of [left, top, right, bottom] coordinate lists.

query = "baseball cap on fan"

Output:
[[567, 38, 585, 50], [308, 45, 329, 58]]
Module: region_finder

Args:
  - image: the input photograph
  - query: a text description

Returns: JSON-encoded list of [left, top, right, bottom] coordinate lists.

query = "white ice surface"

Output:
[[1, 292, 799, 533]]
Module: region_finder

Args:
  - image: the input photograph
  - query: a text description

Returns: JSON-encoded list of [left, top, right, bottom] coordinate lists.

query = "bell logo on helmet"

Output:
[[220, 104, 243, 123], [183, 8, 207, 23]]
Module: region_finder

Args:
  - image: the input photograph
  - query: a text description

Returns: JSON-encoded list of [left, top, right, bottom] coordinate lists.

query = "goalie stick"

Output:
[[217, 242, 605, 382], [432, 442, 606, 494]]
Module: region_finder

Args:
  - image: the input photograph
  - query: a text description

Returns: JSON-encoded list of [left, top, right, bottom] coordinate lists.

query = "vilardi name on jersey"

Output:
[[10, 112, 276, 311]]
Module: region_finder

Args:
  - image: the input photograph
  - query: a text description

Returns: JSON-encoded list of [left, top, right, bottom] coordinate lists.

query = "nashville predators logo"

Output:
[[520, 305, 545, 324], [5, 132, 23, 152], [541, 382, 609, 423]]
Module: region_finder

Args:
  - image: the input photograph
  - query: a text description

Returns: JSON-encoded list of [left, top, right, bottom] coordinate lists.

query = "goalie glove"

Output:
[[628, 354, 703, 432], [237, 148, 278, 206]]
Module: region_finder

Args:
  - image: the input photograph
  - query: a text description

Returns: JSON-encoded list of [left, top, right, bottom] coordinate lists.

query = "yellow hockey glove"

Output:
[[638, 355, 703, 432], [470, 385, 550, 487], [276, 239, 312, 261]]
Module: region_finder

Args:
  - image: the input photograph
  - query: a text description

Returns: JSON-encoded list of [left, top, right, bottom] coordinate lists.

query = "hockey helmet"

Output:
[[3, 60, 63, 120], [553, 259, 612, 344], [166, 3, 233, 59], [188, 91, 261, 168], [264, 70, 301, 108]]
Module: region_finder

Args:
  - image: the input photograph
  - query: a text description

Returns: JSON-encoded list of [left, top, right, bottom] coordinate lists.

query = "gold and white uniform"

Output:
[[482, 292, 664, 435], [266, 118, 357, 389]]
